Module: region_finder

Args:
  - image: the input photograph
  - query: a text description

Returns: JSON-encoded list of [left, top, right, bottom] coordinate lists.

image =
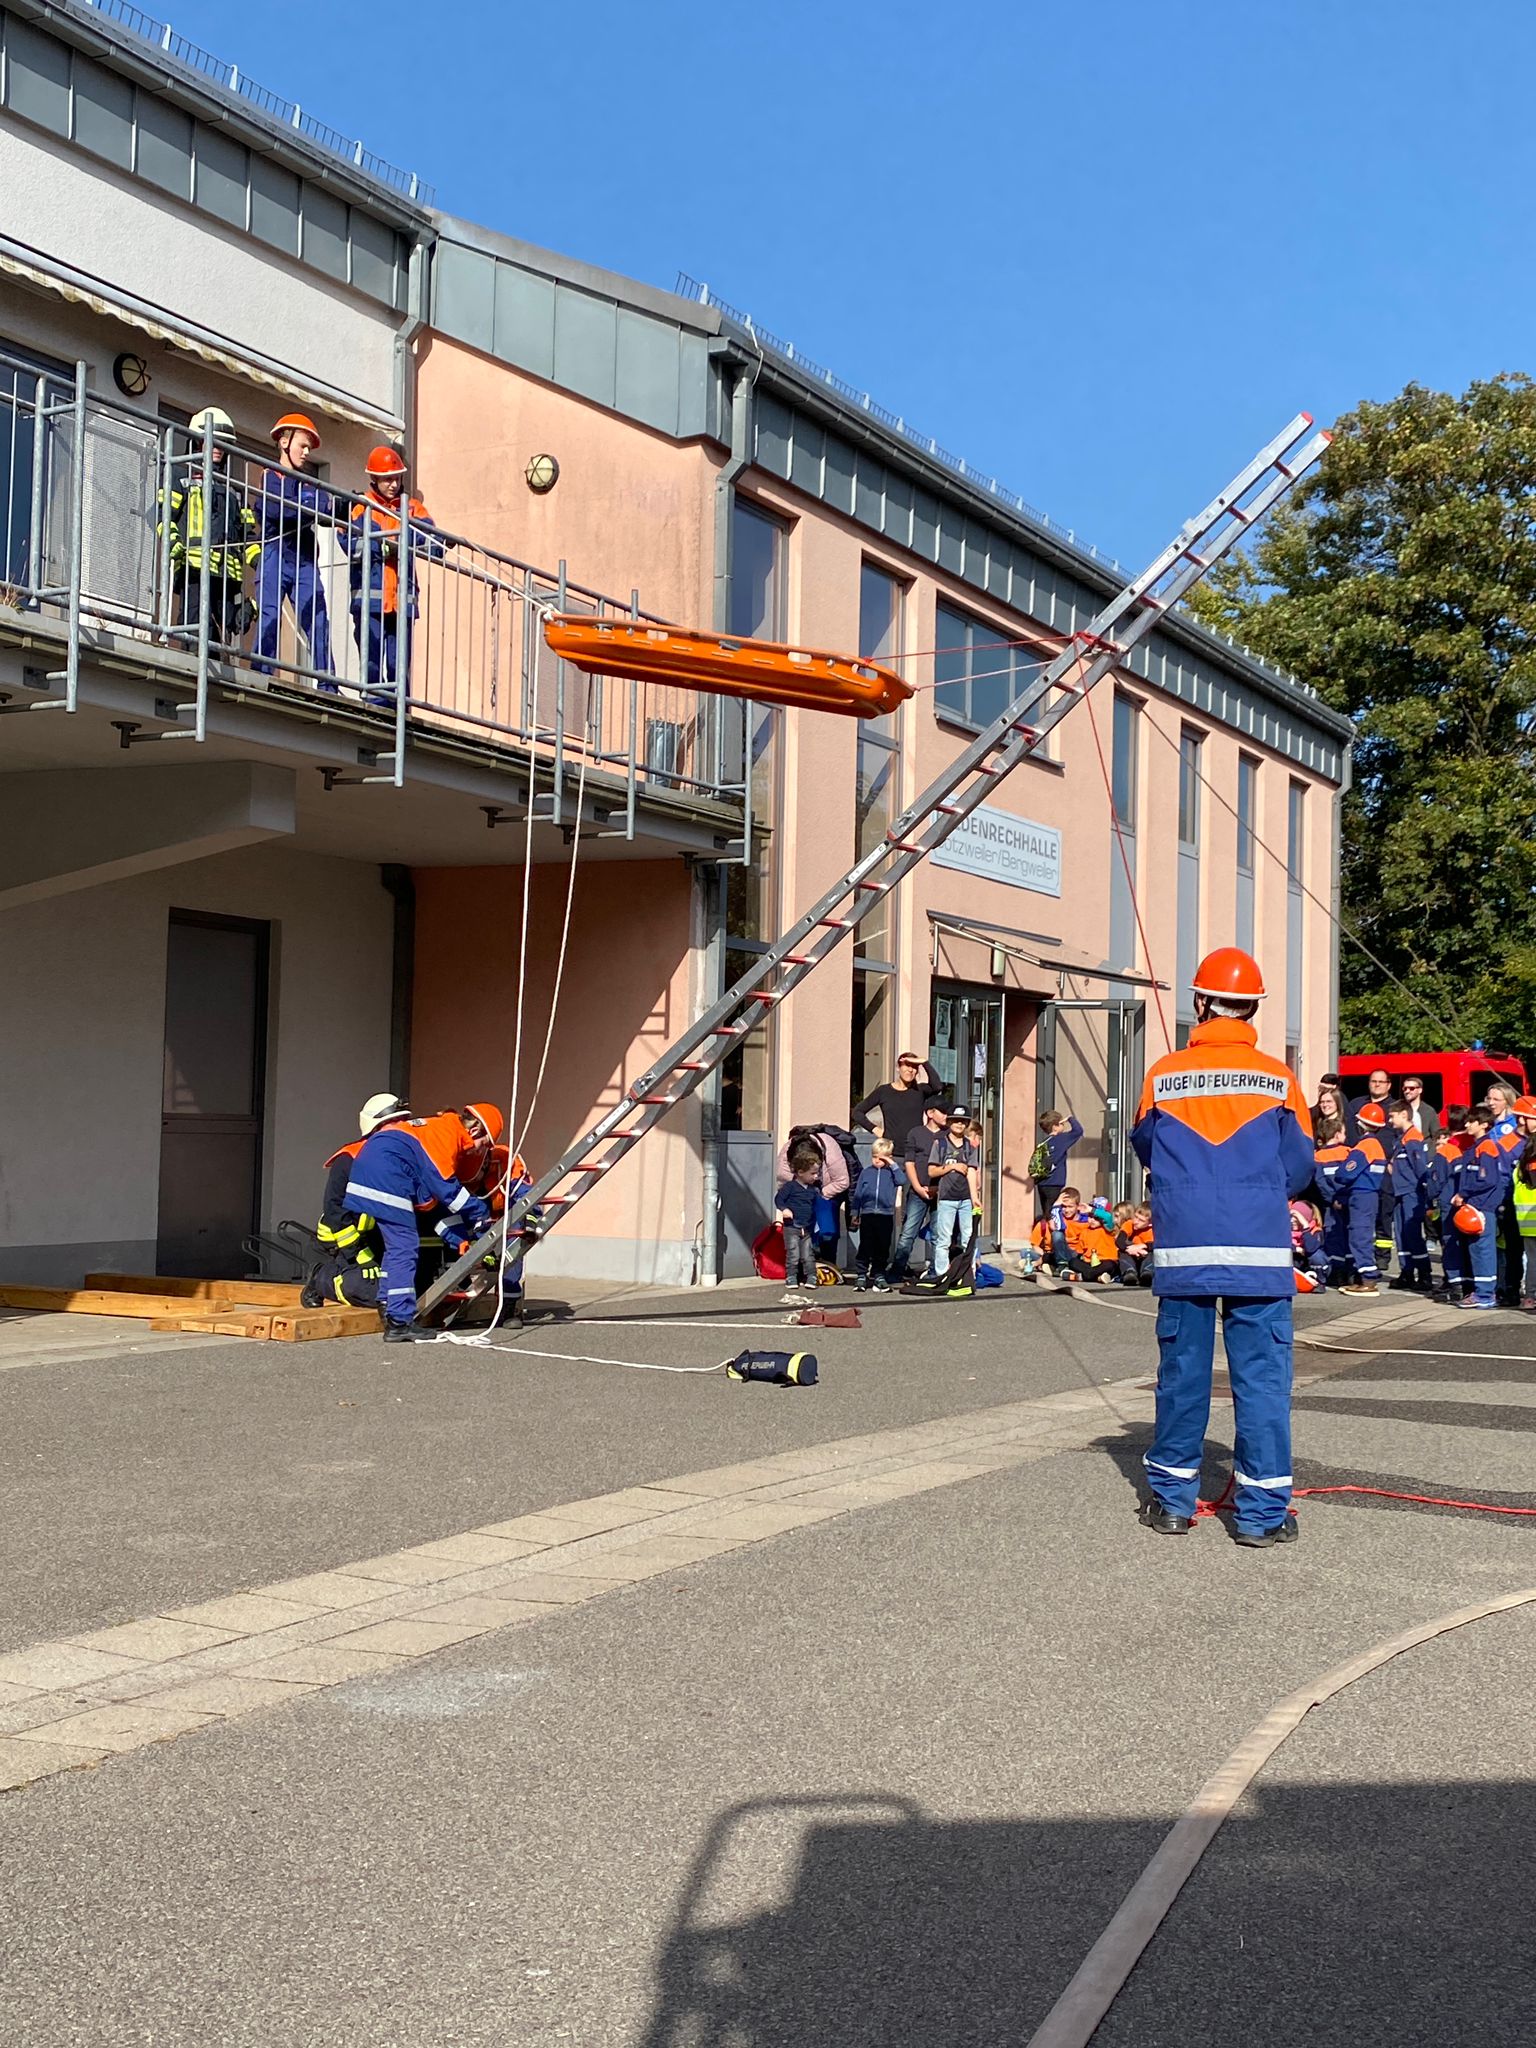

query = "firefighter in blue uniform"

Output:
[[1131, 947, 1315, 1549], [343, 1106, 490, 1341], [1331, 1102, 1397, 1296]]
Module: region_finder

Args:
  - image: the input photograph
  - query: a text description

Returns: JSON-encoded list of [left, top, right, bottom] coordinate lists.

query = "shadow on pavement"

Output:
[[635, 1784, 1536, 2045]]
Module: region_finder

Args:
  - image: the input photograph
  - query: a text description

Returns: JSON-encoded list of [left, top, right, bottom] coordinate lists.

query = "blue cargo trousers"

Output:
[[1144, 1295, 1294, 1534]]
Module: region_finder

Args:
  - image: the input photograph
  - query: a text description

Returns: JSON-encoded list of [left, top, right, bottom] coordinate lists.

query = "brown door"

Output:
[[157, 912, 269, 1277]]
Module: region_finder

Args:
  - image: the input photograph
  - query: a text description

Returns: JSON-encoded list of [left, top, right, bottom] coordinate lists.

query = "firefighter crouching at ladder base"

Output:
[[1131, 947, 1315, 1549], [155, 408, 259, 646], [302, 1093, 404, 1309], [343, 1103, 491, 1342], [346, 446, 446, 705]]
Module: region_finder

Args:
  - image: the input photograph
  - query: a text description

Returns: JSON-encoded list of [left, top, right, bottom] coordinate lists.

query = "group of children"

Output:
[[1312, 1087, 1536, 1308], [774, 1084, 1536, 1310], [773, 1108, 985, 1303]]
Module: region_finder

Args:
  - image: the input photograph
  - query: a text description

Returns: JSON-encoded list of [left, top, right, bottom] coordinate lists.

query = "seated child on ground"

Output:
[[1290, 1198, 1329, 1293], [1029, 1187, 1118, 1283], [1114, 1202, 1154, 1285]]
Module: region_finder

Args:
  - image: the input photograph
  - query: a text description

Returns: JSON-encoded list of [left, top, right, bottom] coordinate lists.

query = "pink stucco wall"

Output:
[[410, 858, 702, 1283]]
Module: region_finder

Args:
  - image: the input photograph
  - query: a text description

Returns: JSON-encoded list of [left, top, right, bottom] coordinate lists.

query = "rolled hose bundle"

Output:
[[726, 1349, 819, 1386]]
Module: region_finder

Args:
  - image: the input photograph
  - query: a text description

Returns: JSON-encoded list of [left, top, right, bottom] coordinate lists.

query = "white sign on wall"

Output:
[[931, 804, 1061, 898]]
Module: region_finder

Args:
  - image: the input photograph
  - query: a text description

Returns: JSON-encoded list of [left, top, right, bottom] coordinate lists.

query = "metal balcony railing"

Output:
[[0, 350, 749, 828]]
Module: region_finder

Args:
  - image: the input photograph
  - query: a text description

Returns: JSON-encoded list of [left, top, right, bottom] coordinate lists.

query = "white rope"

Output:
[[483, 671, 591, 1336], [433, 1330, 731, 1373]]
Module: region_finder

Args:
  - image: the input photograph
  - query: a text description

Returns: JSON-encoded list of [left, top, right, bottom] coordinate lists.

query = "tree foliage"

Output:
[[1188, 374, 1536, 1054]]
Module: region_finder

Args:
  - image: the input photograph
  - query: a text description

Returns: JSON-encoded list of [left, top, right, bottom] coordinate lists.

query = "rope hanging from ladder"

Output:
[[417, 412, 1333, 1324]]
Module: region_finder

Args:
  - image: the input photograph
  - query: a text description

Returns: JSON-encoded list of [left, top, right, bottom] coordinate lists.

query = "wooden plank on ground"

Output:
[[0, 1286, 260, 1321], [85, 1273, 305, 1306], [268, 1308, 380, 1342]]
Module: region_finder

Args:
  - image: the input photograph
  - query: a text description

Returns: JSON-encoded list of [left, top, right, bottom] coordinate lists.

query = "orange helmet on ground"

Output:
[[1294, 1269, 1322, 1294], [463, 1102, 505, 1146], [271, 411, 321, 445], [1191, 946, 1266, 1001], [1453, 1204, 1486, 1236], [366, 445, 408, 478]]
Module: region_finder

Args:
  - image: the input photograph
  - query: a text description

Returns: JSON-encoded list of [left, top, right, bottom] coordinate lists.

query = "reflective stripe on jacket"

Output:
[[156, 471, 259, 578], [1131, 1019, 1314, 1299], [1334, 1133, 1393, 1205], [342, 1125, 484, 1224], [1514, 1175, 1536, 1238], [346, 491, 442, 615]]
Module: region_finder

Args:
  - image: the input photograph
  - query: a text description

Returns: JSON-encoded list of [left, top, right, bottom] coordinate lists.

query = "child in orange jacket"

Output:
[[1031, 1188, 1118, 1285]]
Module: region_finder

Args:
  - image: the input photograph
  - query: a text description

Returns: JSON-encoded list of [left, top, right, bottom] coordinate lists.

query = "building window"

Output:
[[1112, 692, 1138, 830], [1236, 753, 1258, 954], [1175, 728, 1204, 1032], [1178, 728, 1203, 850], [1108, 693, 1139, 980], [1285, 781, 1305, 1073], [934, 601, 1048, 733], [852, 562, 905, 1103], [0, 338, 72, 589], [721, 500, 788, 1132]]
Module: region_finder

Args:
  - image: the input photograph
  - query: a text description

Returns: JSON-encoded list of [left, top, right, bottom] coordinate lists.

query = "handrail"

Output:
[[0, 357, 747, 822]]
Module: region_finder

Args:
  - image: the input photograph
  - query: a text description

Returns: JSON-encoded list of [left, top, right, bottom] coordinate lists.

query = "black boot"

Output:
[[1233, 1513, 1300, 1549], [384, 1321, 436, 1344], [1139, 1499, 1194, 1535]]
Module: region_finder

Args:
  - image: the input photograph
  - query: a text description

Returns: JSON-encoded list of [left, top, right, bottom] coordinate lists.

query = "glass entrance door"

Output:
[[929, 985, 1004, 1244], [1036, 999, 1146, 1203]]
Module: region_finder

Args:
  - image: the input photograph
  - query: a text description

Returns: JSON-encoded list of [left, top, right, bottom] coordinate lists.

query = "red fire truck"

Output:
[[1335, 1051, 1529, 1110]]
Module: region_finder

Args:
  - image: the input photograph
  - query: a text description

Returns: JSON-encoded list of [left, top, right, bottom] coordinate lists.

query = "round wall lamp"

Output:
[[525, 452, 560, 494], [113, 351, 151, 397]]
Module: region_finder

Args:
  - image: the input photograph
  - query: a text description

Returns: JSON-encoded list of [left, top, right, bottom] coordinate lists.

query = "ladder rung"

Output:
[[886, 837, 925, 852], [854, 878, 885, 890], [820, 916, 853, 928], [638, 1094, 678, 1104], [570, 1163, 608, 1172], [784, 953, 814, 966], [747, 991, 780, 1003], [611, 1130, 646, 1141], [677, 1060, 710, 1070]]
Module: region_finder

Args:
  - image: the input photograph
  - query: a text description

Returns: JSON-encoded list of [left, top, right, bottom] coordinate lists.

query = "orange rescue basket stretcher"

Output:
[[543, 616, 913, 720]]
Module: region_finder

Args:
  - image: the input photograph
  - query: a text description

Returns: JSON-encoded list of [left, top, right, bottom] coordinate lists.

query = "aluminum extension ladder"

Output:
[[418, 413, 1331, 1320]]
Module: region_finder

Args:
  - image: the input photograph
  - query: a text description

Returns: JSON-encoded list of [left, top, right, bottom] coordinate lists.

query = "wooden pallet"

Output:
[[1, 1277, 378, 1343]]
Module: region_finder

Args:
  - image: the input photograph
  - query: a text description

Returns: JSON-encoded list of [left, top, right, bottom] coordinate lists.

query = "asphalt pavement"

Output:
[[2, 1277, 1534, 2045]]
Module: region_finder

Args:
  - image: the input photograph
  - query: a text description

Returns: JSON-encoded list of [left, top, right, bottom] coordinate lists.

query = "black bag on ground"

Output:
[[726, 1349, 819, 1386]]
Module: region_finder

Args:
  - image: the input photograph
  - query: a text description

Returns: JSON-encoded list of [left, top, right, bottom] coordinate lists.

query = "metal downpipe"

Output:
[[698, 362, 753, 1287]]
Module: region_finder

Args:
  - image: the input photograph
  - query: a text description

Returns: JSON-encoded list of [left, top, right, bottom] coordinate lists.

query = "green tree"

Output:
[[1189, 375, 1536, 1053]]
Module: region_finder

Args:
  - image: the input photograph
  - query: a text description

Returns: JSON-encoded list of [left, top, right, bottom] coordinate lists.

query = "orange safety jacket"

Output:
[[347, 490, 439, 616]]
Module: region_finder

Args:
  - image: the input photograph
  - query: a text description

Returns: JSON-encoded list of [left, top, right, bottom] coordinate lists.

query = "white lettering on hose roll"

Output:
[[1153, 1068, 1289, 1102]]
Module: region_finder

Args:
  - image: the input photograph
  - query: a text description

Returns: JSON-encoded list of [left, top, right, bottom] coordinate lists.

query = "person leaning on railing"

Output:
[[155, 407, 259, 648], [344, 447, 448, 706]]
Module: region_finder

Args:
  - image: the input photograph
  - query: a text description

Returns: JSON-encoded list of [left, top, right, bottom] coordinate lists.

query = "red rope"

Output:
[[1083, 686, 1172, 1054], [1194, 1477, 1536, 1521]]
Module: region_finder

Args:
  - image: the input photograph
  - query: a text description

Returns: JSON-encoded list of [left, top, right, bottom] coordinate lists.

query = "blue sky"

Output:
[[160, 0, 1536, 565]]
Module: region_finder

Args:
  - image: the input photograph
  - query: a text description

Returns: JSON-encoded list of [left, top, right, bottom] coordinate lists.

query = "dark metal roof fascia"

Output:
[[928, 911, 1168, 991], [12, 0, 434, 227], [431, 215, 723, 339], [722, 337, 1354, 749]]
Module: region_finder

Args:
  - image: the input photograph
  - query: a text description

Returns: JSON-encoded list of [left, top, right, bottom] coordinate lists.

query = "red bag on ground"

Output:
[[752, 1224, 787, 1282]]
